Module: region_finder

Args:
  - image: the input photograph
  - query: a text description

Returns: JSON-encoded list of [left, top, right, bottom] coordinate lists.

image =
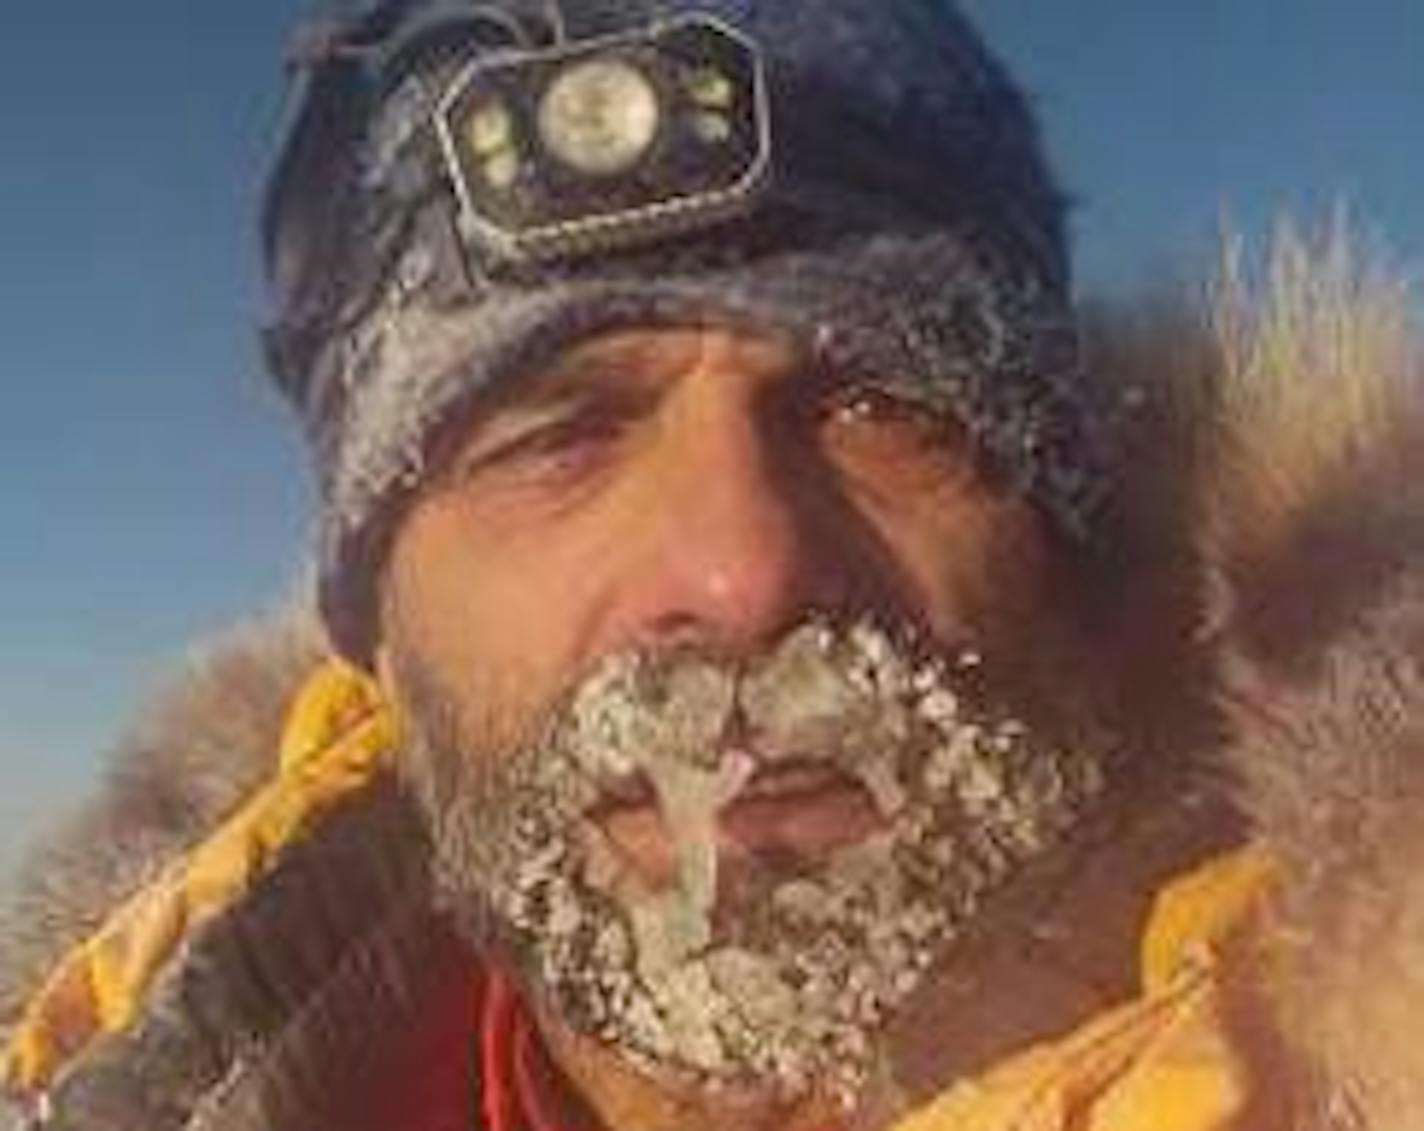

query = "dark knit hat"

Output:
[[262, 0, 1122, 662]]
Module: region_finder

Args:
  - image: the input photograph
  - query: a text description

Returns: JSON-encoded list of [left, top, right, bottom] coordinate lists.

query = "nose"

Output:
[[601, 385, 852, 655]]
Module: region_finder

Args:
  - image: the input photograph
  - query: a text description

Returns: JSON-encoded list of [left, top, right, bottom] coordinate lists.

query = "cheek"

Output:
[[863, 487, 1050, 643], [382, 494, 613, 729]]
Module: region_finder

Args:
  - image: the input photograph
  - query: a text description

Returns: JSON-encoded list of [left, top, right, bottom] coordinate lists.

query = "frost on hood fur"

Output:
[[0, 222, 1420, 1129], [1204, 221, 1424, 1129]]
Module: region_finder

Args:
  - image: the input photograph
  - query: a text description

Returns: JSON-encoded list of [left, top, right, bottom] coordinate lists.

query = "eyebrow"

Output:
[[507, 333, 687, 407]]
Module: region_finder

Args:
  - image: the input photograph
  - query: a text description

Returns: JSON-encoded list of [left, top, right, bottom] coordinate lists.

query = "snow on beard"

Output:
[[422, 618, 1105, 1110]]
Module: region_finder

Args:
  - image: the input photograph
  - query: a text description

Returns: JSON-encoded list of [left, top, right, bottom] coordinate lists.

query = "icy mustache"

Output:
[[537, 619, 986, 903]]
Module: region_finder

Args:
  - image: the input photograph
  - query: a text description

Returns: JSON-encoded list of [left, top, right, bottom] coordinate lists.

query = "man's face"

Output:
[[377, 325, 1106, 1110]]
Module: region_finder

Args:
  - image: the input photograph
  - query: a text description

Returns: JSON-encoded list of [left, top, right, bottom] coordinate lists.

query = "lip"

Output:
[[586, 762, 884, 887], [591, 759, 849, 814]]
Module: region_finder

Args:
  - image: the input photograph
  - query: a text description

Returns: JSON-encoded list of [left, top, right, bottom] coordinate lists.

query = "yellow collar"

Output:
[[892, 846, 1273, 1131]]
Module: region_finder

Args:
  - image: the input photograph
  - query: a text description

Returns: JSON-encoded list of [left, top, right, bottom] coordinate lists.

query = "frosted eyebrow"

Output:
[[503, 332, 688, 409]]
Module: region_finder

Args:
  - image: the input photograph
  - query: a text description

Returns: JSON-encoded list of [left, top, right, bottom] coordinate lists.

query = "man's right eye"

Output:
[[815, 381, 974, 496], [446, 399, 636, 490]]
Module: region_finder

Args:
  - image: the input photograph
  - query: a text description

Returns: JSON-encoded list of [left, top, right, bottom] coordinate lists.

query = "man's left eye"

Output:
[[816, 383, 972, 491], [821, 383, 956, 446], [827, 385, 932, 427]]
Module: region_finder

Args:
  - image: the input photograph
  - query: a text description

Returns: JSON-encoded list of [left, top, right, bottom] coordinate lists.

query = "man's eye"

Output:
[[511, 413, 618, 459], [821, 384, 955, 448], [817, 383, 971, 489], [450, 403, 631, 486], [826, 385, 932, 428]]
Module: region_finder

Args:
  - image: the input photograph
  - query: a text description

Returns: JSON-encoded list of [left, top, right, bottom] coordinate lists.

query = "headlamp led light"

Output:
[[435, 14, 770, 267], [537, 59, 662, 176]]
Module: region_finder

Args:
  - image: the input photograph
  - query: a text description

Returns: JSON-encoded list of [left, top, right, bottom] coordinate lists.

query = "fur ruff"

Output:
[[1205, 220, 1424, 1129], [0, 607, 326, 1028]]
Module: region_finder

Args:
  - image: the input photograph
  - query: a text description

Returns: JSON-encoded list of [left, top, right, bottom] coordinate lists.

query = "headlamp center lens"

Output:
[[537, 58, 661, 176]]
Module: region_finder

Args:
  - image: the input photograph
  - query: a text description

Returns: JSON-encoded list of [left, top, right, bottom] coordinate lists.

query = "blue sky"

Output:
[[1, 1, 1421, 871]]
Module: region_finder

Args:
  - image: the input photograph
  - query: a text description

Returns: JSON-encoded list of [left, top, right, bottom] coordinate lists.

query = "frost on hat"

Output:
[[261, 0, 1123, 660]]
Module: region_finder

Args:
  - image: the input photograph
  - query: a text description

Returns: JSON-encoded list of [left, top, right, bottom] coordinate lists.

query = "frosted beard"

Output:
[[400, 619, 1106, 1111]]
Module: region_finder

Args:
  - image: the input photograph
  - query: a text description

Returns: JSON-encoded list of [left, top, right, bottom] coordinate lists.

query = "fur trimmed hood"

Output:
[[0, 609, 328, 1033], [1205, 224, 1424, 1127], [1, 223, 1420, 1129]]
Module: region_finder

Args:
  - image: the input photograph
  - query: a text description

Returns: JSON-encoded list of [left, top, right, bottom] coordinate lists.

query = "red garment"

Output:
[[349, 937, 603, 1131], [480, 973, 606, 1131]]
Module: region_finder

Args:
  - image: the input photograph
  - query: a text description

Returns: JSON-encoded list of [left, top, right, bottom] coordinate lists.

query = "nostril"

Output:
[[588, 771, 657, 814], [637, 611, 726, 655]]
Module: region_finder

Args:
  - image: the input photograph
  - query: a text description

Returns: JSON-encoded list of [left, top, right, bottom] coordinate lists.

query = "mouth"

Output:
[[586, 758, 886, 888]]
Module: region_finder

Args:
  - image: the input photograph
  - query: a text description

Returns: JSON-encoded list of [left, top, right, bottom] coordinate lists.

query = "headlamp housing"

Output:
[[434, 13, 770, 267]]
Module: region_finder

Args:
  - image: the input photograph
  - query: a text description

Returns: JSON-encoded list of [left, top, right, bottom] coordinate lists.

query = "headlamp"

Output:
[[434, 13, 770, 267]]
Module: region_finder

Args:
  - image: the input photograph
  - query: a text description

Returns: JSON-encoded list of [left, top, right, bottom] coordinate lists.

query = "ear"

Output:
[[365, 561, 404, 697], [371, 638, 398, 696]]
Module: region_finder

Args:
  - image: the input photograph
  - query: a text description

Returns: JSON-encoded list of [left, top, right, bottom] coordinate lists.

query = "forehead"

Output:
[[514, 322, 806, 394]]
